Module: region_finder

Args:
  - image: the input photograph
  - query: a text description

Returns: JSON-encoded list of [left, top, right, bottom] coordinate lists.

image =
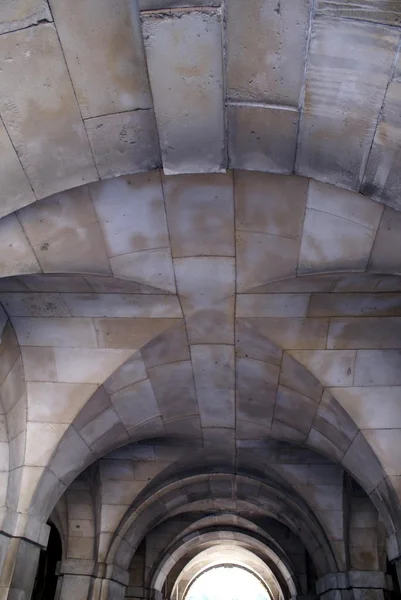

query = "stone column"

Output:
[[0, 532, 42, 599], [88, 563, 128, 600], [58, 559, 94, 600], [316, 572, 391, 600]]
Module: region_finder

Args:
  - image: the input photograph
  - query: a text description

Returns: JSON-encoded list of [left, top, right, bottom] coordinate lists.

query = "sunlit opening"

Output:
[[184, 565, 271, 600]]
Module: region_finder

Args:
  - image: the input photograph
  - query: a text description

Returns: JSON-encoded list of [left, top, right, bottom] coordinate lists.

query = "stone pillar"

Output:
[[0, 532, 42, 599], [88, 563, 128, 600], [316, 572, 392, 600]]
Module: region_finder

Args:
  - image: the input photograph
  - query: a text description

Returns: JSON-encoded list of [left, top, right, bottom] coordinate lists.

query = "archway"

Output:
[[183, 565, 271, 600], [31, 522, 62, 600]]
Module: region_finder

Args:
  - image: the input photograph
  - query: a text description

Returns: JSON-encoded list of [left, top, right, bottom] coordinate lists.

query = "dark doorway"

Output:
[[32, 522, 62, 600]]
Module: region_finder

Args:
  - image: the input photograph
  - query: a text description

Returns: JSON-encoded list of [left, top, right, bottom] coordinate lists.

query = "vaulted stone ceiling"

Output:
[[1, 2, 401, 600]]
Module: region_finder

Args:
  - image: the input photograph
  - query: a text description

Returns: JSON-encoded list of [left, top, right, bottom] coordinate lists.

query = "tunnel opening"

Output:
[[183, 564, 271, 600], [31, 522, 62, 600]]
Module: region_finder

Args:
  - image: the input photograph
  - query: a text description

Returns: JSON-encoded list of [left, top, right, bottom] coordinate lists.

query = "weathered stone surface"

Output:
[[249, 318, 329, 350], [226, 0, 310, 105], [237, 232, 300, 292], [85, 110, 161, 178], [228, 104, 298, 173], [142, 10, 225, 174], [49, 0, 152, 118], [299, 209, 377, 273], [235, 171, 308, 238], [174, 257, 235, 344], [369, 206, 401, 274], [91, 172, 169, 257], [110, 249, 176, 293], [308, 293, 401, 317], [307, 181, 383, 230], [289, 350, 355, 387], [354, 350, 401, 386], [237, 294, 309, 318], [316, 1, 401, 25], [18, 186, 110, 275], [333, 387, 401, 428], [0, 214, 40, 277], [147, 361, 198, 420], [111, 379, 161, 429], [297, 19, 398, 190], [0, 0, 51, 34], [0, 119, 36, 218], [12, 317, 98, 348], [140, 0, 220, 8], [63, 293, 181, 318], [328, 317, 401, 349], [0, 24, 98, 198], [163, 172, 234, 258], [94, 318, 178, 349]]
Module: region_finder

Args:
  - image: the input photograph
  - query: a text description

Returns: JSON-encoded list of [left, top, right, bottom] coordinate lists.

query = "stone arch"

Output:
[[149, 530, 297, 600]]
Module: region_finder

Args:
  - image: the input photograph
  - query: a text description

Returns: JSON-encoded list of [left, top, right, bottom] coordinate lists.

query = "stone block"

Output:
[[104, 354, 148, 395], [111, 379, 161, 429], [174, 257, 235, 344], [27, 382, 97, 423], [235, 171, 308, 238], [0, 214, 40, 278], [226, 0, 309, 105], [85, 110, 161, 178], [307, 181, 382, 230], [280, 353, 323, 402], [299, 209, 376, 273], [0, 357, 25, 412], [91, 172, 168, 258], [296, 19, 398, 190], [316, 390, 359, 446], [0, 119, 36, 218], [94, 317, 178, 349], [18, 186, 110, 275], [289, 350, 355, 387], [110, 249, 176, 293], [25, 421, 68, 466], [228, 104, 298, 173], [236, 294, 309, 318], [250, 317, 329, 350], [0, 292, 69, 318], [163, 173, 234, 258], [0, 0, 51, 34], [79, 407, 122, 448], [308, 293, 401, 318], [12, 316, 98, 348], [316, 1, 401, 25], [0, 24, 98, 198], [141, 321, 189, 369], [236, 231, 300, 291], [140, 0, 220, 7], [342, 432, 386, 494], [197, 389, 235, 429], [369, 207, 401, 274], [328, 317, 401, 349], [235, 319, 282, 366], [49, 0, 152, 118], [361, 429, 401, 476], [64, 293, 181, 319], [191, 345, 235, 391], [142, 9, 225, 173], [147, 361, 198, 420], [354, 351, 401, 386], [274, 386, 318, 435]]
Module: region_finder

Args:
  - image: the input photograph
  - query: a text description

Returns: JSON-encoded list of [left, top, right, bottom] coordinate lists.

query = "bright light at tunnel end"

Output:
[[184, 565, 271, 600]]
